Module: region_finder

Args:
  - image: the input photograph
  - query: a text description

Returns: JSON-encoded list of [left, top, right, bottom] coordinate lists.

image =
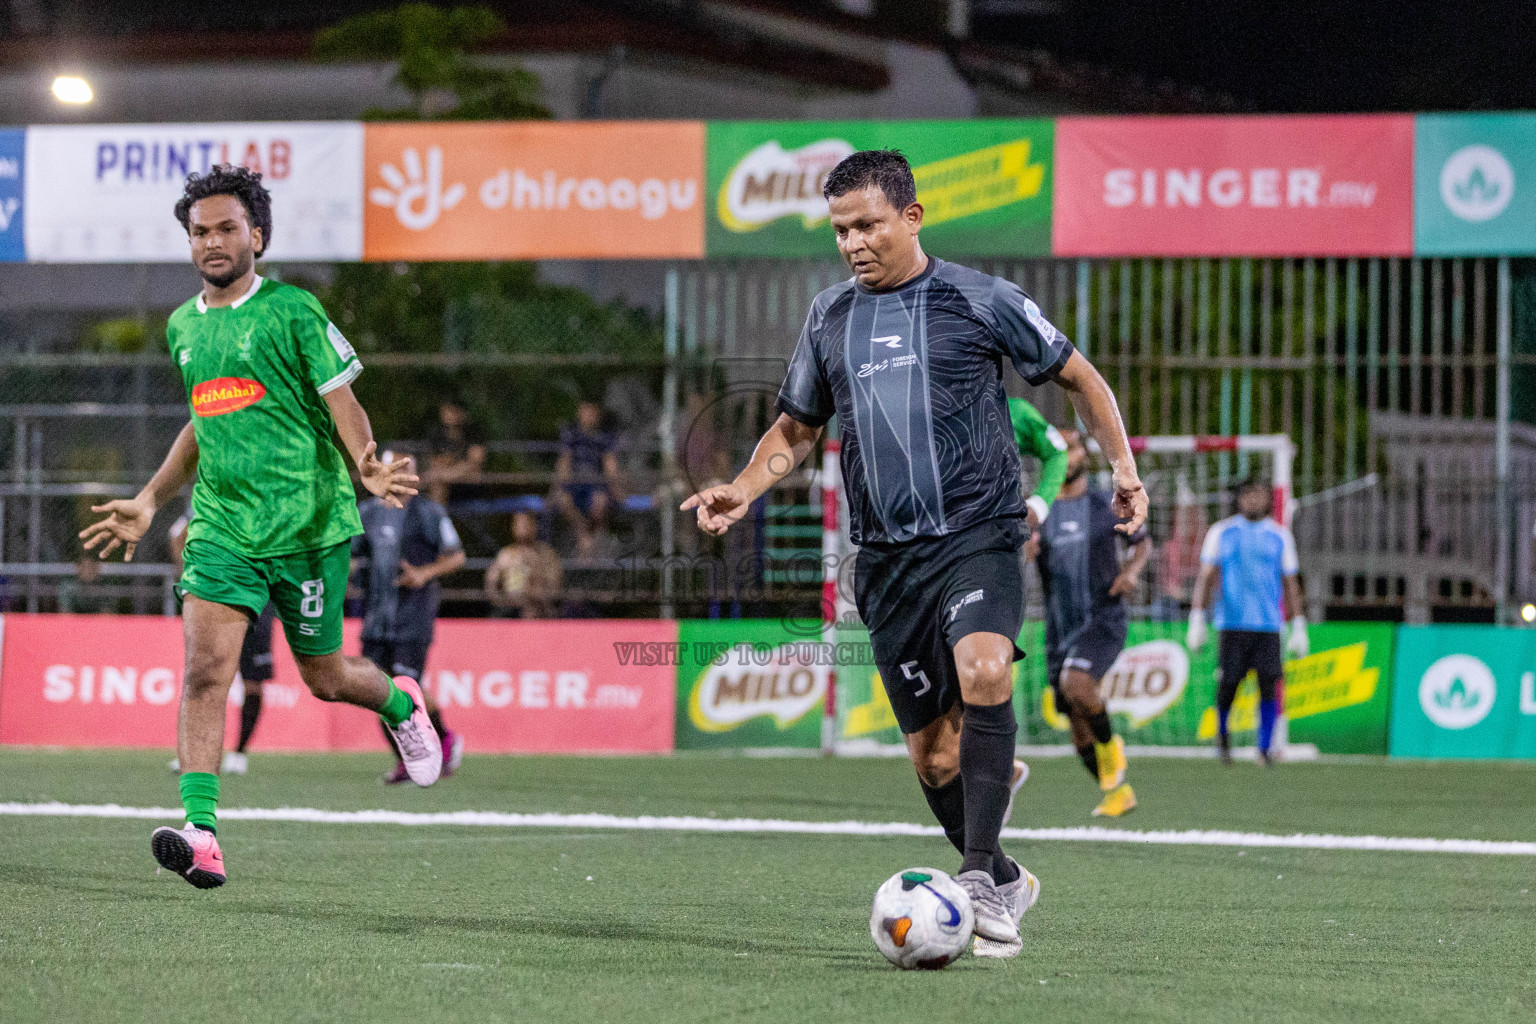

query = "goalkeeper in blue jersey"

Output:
[[1187, 477, 1308, 766]]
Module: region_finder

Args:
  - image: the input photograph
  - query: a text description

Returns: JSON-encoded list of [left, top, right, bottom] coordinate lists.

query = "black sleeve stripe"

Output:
[[1025, 340, 1075, 387], [776, 397, 832, 429]]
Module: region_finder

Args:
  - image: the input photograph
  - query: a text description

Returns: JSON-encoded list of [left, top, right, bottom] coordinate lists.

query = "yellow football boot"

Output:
[[1092, 782, 1137, 817], [1094, 734, 1127, 791]]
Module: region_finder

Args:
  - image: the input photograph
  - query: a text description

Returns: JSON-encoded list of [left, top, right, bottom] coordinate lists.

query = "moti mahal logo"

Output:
[[1439, 145, 1514, 223], [1418, 653, 1496, 729], [191, 377, 265, 417]]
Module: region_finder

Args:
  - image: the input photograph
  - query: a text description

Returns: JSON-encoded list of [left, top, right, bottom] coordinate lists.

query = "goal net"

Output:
[[822, 433, 1297, 754]]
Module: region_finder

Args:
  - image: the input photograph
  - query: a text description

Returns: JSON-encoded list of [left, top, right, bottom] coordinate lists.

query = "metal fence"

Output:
[[2, 255, 1529, 622]]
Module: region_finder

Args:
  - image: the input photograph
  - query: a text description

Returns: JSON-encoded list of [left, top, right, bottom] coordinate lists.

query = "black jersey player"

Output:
[[681, 150, 1147, 958]]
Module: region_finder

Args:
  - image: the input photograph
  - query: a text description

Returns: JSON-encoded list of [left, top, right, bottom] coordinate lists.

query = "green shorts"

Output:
[[176, 538, 351, 657]]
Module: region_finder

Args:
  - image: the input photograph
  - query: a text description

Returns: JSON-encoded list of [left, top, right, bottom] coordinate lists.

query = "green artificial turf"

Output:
[[1, 749, 1533, 1023]]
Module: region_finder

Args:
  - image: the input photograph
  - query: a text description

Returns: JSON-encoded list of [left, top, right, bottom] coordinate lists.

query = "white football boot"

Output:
[[974, 856, 1040, 959], [384, 677, 441, 786], [956, 869, 1020, 946]]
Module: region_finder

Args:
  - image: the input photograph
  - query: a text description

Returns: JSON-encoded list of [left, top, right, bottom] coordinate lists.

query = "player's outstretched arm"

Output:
[[80, 420, 200, 562], [1009, 397, 1068, 524], [1054, 351, 1147, 534], [681, 412, 822, 537], [322, 384, 419, 509]]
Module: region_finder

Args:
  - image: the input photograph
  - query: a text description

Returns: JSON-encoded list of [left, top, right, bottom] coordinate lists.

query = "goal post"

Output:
[[819, 432, 1304, 757]]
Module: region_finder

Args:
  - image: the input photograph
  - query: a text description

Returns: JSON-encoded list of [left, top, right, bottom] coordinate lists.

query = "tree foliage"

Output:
[[315, 3, 549, 121]]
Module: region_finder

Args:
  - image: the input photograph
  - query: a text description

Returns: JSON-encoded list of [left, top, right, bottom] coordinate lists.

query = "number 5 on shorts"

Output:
[[300, 579, 324, 618], [901, 660, 932, 697]]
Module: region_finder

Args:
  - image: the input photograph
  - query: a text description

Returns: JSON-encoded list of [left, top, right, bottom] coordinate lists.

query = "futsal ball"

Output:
[[869, 868, 974, 969]]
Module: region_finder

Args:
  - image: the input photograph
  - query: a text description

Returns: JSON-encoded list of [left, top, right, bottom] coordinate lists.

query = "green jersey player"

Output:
[[81, 166, 439, 890], [1008, 396, 1069, 528]]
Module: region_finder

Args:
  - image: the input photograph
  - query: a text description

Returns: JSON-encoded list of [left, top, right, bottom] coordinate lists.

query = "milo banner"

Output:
[[1018, 621, 1392, 754], [706, 120, 1053, 258], [1389, 626, 1536, 759], [675, 620, 831, 749]]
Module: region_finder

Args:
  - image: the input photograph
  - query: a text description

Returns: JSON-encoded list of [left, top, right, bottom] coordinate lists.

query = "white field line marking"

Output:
[[3, 801, 1534, 856]]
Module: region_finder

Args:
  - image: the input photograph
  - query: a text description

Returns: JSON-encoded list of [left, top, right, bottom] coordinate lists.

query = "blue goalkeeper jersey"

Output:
[[1200, 514, 1299, 633]]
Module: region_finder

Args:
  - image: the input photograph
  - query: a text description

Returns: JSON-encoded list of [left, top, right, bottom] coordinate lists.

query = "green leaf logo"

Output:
[[1453, 166, 1501, 205]]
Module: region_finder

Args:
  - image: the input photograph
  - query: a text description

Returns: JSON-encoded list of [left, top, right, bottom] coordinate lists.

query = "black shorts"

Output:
[[854, 517, 1027, 735], [1046, 614, 1127, 698], [362, 636, 432, 682], [1217, 629, 1283, 697], [239, 603, 276, 683]]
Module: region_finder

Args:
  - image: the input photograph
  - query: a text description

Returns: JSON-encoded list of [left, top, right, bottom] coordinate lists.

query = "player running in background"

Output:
[[81, 165, 435, 890], [1186, 477, 1308, 766], [169, 513, 272, 776], [1027, 429, 1150, 817], [681, 150, 1147, 958], [353, 452, 467, 783], [1010, 397, 1069, 530]]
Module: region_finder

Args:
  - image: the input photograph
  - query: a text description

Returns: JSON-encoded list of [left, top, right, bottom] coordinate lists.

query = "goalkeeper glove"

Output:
[[1186, 608, 1209, 652], [1286, 615, 1309, 659]]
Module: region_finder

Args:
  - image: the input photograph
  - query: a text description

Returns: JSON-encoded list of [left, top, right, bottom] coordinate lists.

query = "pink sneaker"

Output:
[[151, 823, 226, 889], [384, 676, 441, 786], [442, 731, 464, 778]]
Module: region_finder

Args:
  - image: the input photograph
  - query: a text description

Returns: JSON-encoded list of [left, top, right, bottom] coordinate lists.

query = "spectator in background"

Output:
[[426, 400, 487, 506], [57, 555, 114, 614], [552, 400, 622, 555], [485, 511, 563, 618]]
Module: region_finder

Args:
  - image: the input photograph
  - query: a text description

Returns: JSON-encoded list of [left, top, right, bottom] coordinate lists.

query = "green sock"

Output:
[[379, 681, 415, 727], [179, 771, 219, 833]]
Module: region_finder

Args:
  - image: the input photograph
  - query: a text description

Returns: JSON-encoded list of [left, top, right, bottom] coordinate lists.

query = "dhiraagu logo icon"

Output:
[[1418, 653, 1496, 729], [1439, 145, 1514, 223]]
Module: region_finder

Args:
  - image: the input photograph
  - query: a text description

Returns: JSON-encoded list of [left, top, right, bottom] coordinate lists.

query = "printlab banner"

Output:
[[1414, 113, 1536, 255], [0, 614, 677, 754], [1016, 621, 1392, 754], [1052, 115, 1415, 257], [0, 129, 22, 262], [707, 119, 1054, 258], [1389, 626, 1536, 760], [362, 121, 705, 260], [23, 123, 365, 262], [674, 619, 830, 750]]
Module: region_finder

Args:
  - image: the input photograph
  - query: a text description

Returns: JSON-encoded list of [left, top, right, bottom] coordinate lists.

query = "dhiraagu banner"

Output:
[[1019, 621, 1393, 754], [1389, 626, 1536, 759], [706, 120, 1053, 258], [1415, 113, 1536, 255], [675, 619, 829, 749]]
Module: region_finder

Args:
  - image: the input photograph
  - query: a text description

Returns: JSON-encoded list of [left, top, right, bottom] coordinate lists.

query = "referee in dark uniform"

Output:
[[682, 150, 1147, 957]]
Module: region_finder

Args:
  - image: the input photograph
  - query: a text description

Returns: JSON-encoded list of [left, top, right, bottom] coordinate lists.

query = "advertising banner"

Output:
[[1019, 621, 1393, 754], [0, 129, 23, 262], [1415, 113, 1536, 255], [674, 619, 829, 749], [23, 123, 364, 262], [706, 119, 1054, 258], [1052, 115, 1415, 257], [1389, 626, 1536, 760], [363, 121, 704, 261], [0, 614, 677, 754]]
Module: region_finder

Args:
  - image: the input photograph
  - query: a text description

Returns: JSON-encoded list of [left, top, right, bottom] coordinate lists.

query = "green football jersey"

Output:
[[167, 276, 364, 558]]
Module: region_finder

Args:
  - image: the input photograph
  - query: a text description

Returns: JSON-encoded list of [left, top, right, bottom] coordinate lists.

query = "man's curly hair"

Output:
[[173, 164, 273, 256]]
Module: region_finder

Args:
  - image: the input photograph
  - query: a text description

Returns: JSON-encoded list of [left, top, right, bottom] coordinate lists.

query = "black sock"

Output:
[[237, 688, 263, 753], [1087, 709, 1113, 745], [958, 700, 1017, 879], [920, 774, 1019, 884], [428, 709, 448, 740], [919, 775, 967, 856], [1077, 743, 1100, 779]]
